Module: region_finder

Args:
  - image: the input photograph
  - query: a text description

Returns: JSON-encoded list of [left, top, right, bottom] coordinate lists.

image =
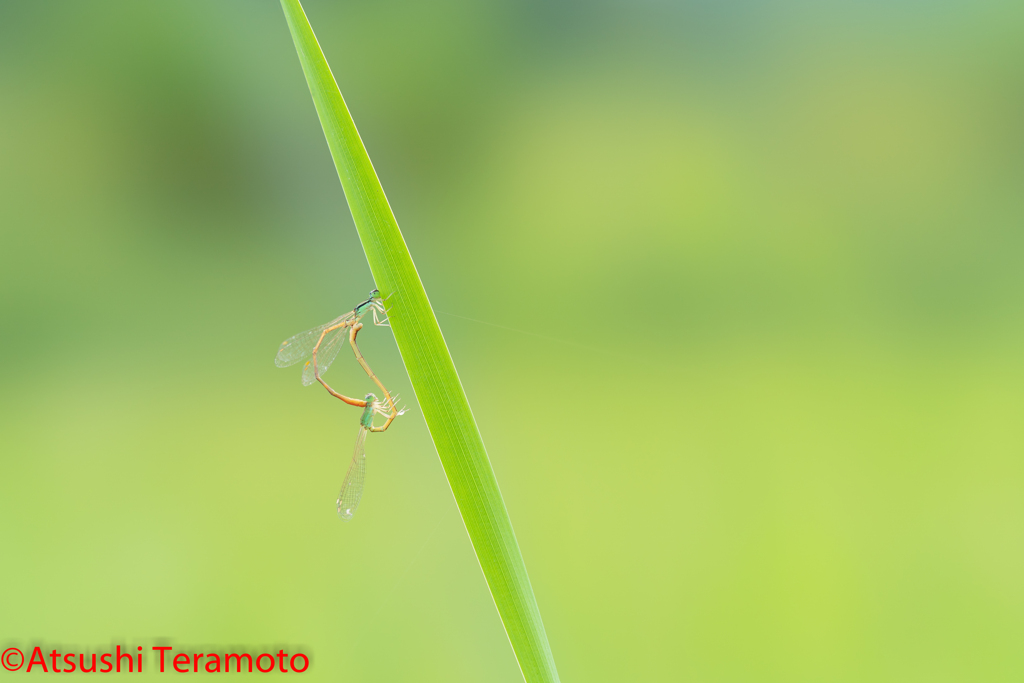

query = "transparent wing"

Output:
[[337, 427, 368, 521], [275, 312, 353, 382], [300, 324, 347, 386], [274, 312, 353, 367]]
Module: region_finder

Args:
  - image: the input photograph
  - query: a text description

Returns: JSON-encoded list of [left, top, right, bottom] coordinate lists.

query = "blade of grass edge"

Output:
[[278, 3, 561, 682]]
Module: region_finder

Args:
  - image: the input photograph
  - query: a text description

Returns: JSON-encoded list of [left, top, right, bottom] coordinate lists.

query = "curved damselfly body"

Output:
[[275, 289, 402, 428], [275, 289, 389, 387]]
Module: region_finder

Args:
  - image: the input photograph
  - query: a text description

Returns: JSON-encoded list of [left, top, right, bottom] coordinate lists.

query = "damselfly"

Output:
[[276, 290, 401, 423], [275, 289, 389, 390], [336, 393, 395, 520]]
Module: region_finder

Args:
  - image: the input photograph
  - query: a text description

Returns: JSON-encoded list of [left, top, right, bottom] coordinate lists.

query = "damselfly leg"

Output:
[[347, 322, 405, 431]]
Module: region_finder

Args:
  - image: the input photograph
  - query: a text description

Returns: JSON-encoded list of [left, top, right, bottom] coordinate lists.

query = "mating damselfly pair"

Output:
[[275, 289, 405, 520]]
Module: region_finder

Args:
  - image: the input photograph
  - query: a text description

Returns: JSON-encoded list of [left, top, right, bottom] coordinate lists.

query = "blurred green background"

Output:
[[2, 1, 1024, 681]]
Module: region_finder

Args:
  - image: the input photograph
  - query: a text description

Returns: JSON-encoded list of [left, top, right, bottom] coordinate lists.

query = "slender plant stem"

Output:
[[278, 2, 560, 682]]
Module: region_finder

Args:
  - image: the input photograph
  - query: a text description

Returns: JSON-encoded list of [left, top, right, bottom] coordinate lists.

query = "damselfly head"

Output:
[[355, 290, 384, 317]]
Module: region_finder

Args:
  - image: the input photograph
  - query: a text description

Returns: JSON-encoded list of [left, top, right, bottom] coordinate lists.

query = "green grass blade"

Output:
[[278, 2, 560, 682]]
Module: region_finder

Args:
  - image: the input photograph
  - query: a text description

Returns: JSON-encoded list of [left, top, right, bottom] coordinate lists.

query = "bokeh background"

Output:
[[2, 1, 1024, 681]]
